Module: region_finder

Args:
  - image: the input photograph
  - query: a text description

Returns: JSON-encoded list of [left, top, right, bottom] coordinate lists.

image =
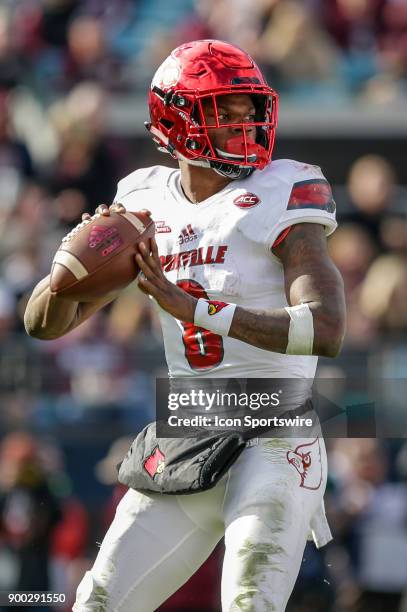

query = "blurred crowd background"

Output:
[[0, 0, 406, 610]]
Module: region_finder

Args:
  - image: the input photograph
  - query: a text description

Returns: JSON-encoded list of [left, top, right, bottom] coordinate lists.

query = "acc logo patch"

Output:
[[287, 438, 322, 490], [143, 446, 165, 479], [233, 192, 261, 208], [287, 179, 336, 213], [207, 301, 229, 315]]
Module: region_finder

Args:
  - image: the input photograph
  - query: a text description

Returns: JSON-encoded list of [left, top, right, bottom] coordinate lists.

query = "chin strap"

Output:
[[148, 125, 258, 180], [210, 161, 255, 180], [215, 147, 258, 163], [209, 135, 267, 178], [147, 113, 269, 180], [178, 150, 255, 180], [176, 151, 212, 168]]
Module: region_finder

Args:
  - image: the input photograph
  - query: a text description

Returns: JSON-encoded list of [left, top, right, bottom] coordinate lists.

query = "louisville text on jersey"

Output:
[[287, 179, 336, 213], [160, 245, 228, 272]]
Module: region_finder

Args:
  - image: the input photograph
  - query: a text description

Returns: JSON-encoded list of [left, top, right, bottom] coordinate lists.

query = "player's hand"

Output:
[[136, 237, 197, 322], [81, 205, 152, 221], [62, 204, 129, 242]]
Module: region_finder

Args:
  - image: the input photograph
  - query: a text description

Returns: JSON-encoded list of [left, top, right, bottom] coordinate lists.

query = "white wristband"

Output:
[[284, 303, 314, 355], [194, 298, 237, 336]]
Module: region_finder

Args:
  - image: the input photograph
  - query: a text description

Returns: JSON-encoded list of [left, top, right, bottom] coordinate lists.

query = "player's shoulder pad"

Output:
[[254, 158, 325, 187], [114, 165, 174, 202], [256, 158, 335, 213], [240, 159, 337, 250]]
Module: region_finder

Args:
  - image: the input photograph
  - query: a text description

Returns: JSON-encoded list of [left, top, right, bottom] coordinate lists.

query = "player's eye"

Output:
[[216, 111, 255, 123]]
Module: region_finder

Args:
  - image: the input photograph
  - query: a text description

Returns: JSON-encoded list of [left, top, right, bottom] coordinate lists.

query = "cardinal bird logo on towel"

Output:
[[144, 446, 165, 479], [207, 301, 229, 316], [287, 438, 322, 490]]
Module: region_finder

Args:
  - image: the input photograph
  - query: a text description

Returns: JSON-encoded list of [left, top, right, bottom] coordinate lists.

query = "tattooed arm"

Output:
[[135, 223, 346, 358], [228, 223, 346, 357]]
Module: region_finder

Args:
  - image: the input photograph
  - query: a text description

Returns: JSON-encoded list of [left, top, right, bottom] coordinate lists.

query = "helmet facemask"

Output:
[[192, 92, 275, 179]]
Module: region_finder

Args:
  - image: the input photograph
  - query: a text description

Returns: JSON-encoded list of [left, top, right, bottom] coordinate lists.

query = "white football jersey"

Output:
[[114, 159, 337, 380]]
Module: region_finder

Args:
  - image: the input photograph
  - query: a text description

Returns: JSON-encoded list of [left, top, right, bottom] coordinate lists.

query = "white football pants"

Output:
[[73, 437, 331, 612]]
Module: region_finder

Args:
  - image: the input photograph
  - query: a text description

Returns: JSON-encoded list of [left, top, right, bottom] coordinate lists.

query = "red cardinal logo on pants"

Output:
[[207, 301, 229, 316], [287, 438, 322, 490]]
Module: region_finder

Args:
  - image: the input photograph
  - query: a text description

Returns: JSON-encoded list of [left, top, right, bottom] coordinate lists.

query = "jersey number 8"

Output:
[[177, 279, 224, 370]]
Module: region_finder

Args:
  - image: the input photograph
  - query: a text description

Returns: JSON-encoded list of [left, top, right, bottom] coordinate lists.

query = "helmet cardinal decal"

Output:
[[152, 56, 181, 89]]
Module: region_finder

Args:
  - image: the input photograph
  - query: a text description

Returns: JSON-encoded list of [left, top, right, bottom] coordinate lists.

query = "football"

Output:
[[50, 210, 155, 301]]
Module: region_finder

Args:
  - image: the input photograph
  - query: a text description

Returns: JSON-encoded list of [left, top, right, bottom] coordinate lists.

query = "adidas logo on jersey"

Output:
[[177, 224, 197, 246]]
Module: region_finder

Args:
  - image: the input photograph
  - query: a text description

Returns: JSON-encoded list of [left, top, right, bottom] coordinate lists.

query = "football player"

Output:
[[25, 40, 345, 611]]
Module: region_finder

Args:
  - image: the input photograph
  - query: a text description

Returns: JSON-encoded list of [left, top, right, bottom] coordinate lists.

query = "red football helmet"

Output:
[[146, 40, 278, 179]]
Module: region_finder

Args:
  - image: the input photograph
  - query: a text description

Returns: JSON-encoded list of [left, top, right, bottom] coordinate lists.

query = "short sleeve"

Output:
[[263, 165, 337, 251]]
